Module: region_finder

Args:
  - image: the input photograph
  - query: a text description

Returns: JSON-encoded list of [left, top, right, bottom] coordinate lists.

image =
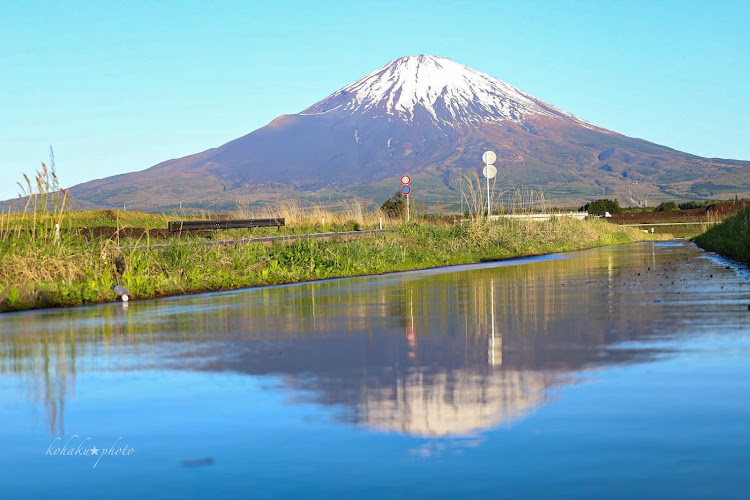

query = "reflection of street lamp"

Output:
[[489, 279, 502, 366]]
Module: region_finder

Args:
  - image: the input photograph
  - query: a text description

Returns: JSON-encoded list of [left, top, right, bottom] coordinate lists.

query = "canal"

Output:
[[1, 240, 748, 499]]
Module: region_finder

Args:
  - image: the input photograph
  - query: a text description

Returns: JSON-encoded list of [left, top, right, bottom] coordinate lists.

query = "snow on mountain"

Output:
[[302, 55, 599, 129]]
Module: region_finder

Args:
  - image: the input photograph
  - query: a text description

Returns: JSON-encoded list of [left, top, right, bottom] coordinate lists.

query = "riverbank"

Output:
[[0, 216, 660, 312], [693, 207, 750, 264]]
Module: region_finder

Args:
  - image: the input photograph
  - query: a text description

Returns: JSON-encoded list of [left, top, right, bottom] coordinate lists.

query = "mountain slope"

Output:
[[68, 55, 750, 211]]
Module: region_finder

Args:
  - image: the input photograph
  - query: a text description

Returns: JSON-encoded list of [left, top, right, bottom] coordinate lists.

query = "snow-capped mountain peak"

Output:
[[302, 55, 596, 128]]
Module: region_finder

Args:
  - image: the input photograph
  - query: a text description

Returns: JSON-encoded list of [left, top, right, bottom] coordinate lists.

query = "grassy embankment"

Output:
[[693, 207, 750, 264], [1, 204, 658, 312], [0, 162, 664, 312]]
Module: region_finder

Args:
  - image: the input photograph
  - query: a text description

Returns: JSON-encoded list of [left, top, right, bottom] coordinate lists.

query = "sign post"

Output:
[[482, 151, 497, 220], [401, 175, 411, 222]]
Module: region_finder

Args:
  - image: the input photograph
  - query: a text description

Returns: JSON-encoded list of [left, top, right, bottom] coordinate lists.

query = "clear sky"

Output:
[[1, 0, 748, 201]]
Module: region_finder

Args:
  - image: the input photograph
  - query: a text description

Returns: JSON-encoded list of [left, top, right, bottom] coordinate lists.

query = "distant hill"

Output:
[[0, 194, 110, 213]]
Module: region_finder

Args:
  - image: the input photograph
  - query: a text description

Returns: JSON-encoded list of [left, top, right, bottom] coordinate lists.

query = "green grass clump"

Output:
[[693, 207, 750, 264], [0, 215, 658, 313], [0, 159, 660, 312]]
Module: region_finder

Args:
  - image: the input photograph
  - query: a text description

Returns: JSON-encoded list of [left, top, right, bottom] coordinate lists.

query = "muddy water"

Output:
[[1, 241, 748, 499]]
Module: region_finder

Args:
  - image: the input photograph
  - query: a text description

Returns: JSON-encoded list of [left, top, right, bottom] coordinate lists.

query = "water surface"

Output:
[[1, 241, 749, 499]]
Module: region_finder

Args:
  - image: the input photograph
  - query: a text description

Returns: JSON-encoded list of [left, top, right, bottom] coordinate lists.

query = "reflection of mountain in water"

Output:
[[359, 370, 554, 437], [1, 242, 699, 437]]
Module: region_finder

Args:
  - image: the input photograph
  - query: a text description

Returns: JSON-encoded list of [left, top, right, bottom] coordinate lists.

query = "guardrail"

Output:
[[489, 212, 589, 221], [167, 218, 285, 232], [617, 222, 711, 227]]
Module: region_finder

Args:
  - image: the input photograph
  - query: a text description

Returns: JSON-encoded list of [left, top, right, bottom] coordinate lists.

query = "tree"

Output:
[[579, 199, 622, 215], [655, 201, 679, 212], [381, 191, 406, 218], [679, 200, 711, 210]]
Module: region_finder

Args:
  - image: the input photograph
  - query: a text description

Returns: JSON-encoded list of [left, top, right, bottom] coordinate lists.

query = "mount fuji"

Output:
[[69, 55, 750, 211]]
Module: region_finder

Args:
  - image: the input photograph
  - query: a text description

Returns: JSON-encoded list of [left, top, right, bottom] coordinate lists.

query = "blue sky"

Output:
[[1, 0, 748, 201]]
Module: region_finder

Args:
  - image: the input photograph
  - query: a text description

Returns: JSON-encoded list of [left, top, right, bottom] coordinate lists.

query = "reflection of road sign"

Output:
[[401, 175, 411, 185], [483, 164, 497, 179], [401, 185, 411, 195], [406, 327, 417, 347], [482, 151, 496, 165]]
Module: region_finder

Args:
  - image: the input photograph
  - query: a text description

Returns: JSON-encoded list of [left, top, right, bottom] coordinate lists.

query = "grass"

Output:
[[693, 207, 750, 264], [0, 212, 659, 312], [0, 161, 663, 312], [653, 224, 710, 238]]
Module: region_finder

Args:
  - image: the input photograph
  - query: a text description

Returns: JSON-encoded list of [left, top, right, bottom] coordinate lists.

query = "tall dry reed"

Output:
[[233, 199, 390, 228]]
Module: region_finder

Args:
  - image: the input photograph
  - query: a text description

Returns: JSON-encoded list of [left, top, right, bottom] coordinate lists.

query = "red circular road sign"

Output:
[[401, 184, 411, 195], [401, 175, 411, 185]]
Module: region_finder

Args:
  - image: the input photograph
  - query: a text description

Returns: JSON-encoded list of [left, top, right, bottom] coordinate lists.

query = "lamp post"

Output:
[[482, 151, 497, 220]]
